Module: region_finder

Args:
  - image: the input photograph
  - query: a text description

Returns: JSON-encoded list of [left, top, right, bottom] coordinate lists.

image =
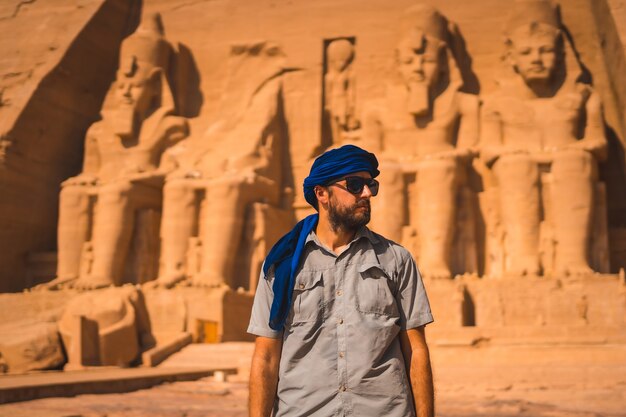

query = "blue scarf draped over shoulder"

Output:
[[263, 144, 379, 330]]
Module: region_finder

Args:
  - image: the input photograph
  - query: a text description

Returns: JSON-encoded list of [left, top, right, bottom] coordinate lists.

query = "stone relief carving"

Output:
[[49, 13, 190, 290], [154, 41, 293, 289], [479, 0, 609, 277], [364, 5, 479, 280], [323, 38, 360, 146]]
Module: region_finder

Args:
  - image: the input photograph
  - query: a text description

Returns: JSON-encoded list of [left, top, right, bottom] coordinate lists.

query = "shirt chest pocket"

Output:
[[290, 270, 324, 325], [356, 264, 397, 316]]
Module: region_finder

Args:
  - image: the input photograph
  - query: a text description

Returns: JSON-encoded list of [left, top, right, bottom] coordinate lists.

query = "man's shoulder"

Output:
[[364, 228, 413, 266]]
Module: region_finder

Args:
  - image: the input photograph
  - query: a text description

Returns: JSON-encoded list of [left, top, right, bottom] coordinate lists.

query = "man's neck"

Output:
[[316, 215, 357, 255]]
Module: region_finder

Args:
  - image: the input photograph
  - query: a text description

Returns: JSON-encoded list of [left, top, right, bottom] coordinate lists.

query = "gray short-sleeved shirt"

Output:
[[248, 227, 433, 417]]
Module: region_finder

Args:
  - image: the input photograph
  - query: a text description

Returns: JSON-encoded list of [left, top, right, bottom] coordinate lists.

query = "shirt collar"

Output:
[[305, 225, 379, 248]]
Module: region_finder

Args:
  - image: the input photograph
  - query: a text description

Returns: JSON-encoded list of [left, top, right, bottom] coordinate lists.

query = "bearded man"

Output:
[[248, 145, 434, 417]]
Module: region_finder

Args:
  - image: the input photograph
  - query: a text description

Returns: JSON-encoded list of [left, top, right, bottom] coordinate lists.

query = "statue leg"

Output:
[[83, 181, 135, 288], [415, 157, 458, 280], [494, 154, 541, 276], [551, 149, 595, 276], [196, 177, 248, 287], [156, 179, 198, 287], [56, 184, 91, 282]]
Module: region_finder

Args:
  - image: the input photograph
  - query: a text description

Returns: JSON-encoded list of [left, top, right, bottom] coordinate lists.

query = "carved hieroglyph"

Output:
[[52, 13, 189, 289], [480, 0, 609, 277], [323, 38, 360, 146], [154, 42, 292, 289], [363, 5, 479, 280]]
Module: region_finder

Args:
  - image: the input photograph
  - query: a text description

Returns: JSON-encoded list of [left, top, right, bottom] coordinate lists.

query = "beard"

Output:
[[328, 197, 371, 233]]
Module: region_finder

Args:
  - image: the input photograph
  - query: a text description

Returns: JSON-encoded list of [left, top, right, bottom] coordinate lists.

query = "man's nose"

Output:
[[360, 184, 373, 198]]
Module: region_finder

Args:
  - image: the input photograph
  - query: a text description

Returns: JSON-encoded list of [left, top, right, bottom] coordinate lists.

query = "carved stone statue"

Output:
[[324, 39, 359, 145], [52, 13, 189, 289], [154, 42, 291, 288], [364, 5, 479, 280], [480, 0, 608, 277]]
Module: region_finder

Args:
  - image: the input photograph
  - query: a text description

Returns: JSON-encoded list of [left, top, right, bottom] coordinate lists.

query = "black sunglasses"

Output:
[[328, 176, 379, 196]]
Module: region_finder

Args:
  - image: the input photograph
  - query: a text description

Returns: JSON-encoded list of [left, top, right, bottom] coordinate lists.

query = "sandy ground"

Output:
[[1, 343, 625, 417]]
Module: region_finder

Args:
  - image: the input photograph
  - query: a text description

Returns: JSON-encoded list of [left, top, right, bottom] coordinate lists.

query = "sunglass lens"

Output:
[[344, 177, 380, 196], [369, 179, 379, 196], [345, 177, 365, 194]]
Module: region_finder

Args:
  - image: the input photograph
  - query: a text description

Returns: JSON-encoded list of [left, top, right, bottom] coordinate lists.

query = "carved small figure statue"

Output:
[[324, 39, 359, 144], [52, 13, 189, 289], [154, 42, 290, 288], [364, 5, 479, 280], [480, 0, 607, 277]]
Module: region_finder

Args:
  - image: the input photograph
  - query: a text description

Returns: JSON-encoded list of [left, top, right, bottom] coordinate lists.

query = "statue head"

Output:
[[327, 39, 354, 73], [504, 0, 565, 93], [396, 5, 452, 117], [113, 13, 173, 139]]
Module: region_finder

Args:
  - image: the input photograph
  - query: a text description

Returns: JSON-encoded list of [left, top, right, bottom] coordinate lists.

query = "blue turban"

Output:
[[263, 145, 379, 330]]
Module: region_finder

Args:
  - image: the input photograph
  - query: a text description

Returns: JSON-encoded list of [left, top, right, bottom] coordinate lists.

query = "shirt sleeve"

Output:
[[395, 252, 434, 330], [247, 270, 284, 339]]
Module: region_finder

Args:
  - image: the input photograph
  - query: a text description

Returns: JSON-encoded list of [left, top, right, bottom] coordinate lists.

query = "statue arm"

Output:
[[571, 90, 607, 161], [479, 98, 506, 166], [155, 115, 190, 149]]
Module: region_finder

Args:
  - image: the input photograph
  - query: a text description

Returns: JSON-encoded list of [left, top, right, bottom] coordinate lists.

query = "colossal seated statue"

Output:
[[363, 5, 479, 280], [51, 13, 189, 289], [480, 0, 608, 277], [154, 42, 292, 289]]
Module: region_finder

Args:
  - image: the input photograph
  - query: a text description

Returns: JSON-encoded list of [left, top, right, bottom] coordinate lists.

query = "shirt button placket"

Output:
[[335, 258, 348, 409]]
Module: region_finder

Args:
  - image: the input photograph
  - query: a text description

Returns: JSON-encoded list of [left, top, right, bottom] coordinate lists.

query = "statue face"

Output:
[[396, 34, 444, 89], [509, 27, 561, 84], [115, 66, 156, 116]]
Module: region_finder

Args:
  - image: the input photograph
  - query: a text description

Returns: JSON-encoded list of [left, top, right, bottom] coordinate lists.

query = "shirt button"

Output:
[[339, 385, 346, 392], [336, 290, 343, 296], [299, 283, 305, 289], [338, 318, 344, 325], [339, 352, 345, 358]]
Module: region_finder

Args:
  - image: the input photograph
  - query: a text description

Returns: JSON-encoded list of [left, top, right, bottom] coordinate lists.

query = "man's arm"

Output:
[[399, 326, 434, 417], [249, 336, 283, 417]]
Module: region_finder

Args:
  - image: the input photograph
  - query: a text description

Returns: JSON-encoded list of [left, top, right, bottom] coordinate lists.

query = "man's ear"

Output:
[[314, 185, 329, 207]]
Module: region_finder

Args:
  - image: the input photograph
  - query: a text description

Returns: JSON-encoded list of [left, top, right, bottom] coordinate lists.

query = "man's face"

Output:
[[326, 171, 373, 232], [509, 27, 560, 84], [397, 33, 443, 89]]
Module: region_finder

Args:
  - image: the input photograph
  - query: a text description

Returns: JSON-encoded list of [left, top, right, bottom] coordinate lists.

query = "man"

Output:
[[248, 145, 434, 417]]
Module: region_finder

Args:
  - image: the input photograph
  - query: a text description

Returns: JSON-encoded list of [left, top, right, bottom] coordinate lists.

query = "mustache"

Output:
[[355, 200, 371, 209]]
